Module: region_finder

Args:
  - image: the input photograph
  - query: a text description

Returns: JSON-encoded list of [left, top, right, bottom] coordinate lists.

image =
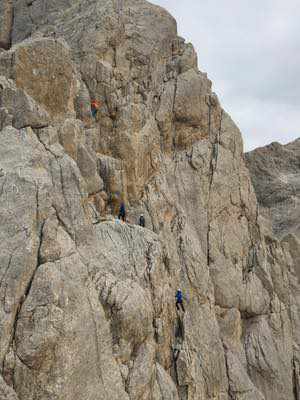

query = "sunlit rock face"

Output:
[[0, 1, 299, 399]]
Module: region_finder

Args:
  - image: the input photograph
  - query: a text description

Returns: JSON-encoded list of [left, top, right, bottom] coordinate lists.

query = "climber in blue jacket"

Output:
[[175, 289, 185, 312], [118, 201, 126, 222]]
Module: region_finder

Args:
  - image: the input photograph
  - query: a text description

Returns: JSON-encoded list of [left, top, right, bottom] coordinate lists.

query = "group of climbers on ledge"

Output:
[[117, 202, 146, 228]]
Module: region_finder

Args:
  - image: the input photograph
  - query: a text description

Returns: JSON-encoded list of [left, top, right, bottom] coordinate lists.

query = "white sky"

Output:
[[151, 0, 300, 151]]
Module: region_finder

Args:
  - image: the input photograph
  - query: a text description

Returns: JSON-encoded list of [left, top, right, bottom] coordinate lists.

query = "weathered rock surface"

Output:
[[0, 1, 299, 399], [245, 139, 300, 239], [246, 139, 300, 400], [0, 76, 50, 129], [0, 38, 77, 120]]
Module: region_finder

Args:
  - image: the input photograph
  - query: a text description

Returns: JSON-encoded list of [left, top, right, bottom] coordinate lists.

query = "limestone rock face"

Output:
[[245, 139, 300, 239], [246, 138, 300, 400], [0, 38, 77, 120], [0, 76, 50, 129], [0, 1, 299, 400]]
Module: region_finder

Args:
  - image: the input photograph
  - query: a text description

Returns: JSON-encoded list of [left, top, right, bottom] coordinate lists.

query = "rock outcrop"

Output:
[[246, 139, 300, 400], [0, 1, 299, 399], [245, 139, 300, 240]]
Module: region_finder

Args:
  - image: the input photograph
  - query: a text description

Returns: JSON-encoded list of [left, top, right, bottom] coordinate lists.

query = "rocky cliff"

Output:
[[0, 1, 299, 399], [245, 139, 300, 240]]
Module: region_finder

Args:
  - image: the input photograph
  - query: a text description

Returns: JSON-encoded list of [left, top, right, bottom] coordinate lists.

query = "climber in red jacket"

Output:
[[91, 100, 101, 119]]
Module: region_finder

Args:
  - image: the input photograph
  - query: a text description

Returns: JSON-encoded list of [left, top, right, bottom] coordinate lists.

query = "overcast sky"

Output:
[[151, 0, 300, 151]]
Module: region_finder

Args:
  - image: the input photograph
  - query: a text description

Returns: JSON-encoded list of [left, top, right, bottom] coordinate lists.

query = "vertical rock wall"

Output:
[[0, 1, 299, 399]]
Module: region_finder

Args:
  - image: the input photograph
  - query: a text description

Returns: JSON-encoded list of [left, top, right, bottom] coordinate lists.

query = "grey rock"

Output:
[[58, 119, 103, 194], [98, 154, 127, 211], [0, 375, 19, 400], [0, 107, 13, 130], [77, 143, 103, 195], [155, 363, 179, 400], [0, 1, 298, 399], [0, 76, 50, 129], [75, 79, 92, 125], [245, 139, 300, 239], [14, 257, 128, 400]]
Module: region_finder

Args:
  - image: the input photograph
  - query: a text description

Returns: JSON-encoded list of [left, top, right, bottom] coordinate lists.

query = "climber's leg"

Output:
[[91, 108, 97, 118], [176, 301, 185, 312]]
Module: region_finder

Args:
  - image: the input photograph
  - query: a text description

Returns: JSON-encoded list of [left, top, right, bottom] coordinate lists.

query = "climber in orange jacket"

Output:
[[91, 100, 101, 119]]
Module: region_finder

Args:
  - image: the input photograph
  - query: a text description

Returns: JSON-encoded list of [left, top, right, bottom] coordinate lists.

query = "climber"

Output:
[[173, 340, 183, 362], [91, 100, 101, 119], [139, 214, 145, 227], [175, 289, 185, 312], [118, 201, 126, 222]]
